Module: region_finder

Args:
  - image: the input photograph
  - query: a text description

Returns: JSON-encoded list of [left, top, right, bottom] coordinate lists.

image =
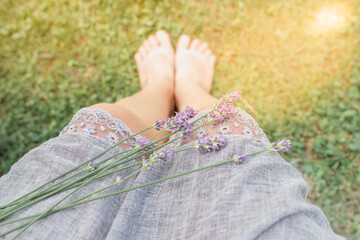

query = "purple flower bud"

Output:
[[154, 149, 175, 162], [153, 119, 166, 130], [142, 149, 175, 169], [268, 139, 292, 153], [181, 125, 194, 139], [232, 154, 246, 164], [142, 160, 152, 169], [219, 90, 242, 104], [194, 136, 226, 154], [207, 91, 241, 125], [153, 107, 198, 135], [136, 136, 153, 150]]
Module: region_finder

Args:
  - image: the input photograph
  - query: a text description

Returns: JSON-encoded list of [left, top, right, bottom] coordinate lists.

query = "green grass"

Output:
[[0, 0, 359, 238]]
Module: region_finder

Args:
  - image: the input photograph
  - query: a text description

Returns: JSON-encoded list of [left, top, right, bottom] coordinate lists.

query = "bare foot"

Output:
[[134, 30, 175, 93], [175, 35, 218, 111]]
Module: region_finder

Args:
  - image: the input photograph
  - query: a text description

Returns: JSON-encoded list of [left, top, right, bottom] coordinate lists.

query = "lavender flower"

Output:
[[135, 136, 153, 150], [194, 136, 226, 154], [114, 176, 123, 185], [180, 126, 194, 140], [207, 91, 241, 125], [153, 106, 198, 134], [219, 90, 242, 104], [153, 119, 166, 130], [232, 154, 246, 164], [268, 139, 292, 153], [151, 149, 175, 162], [142, 149, 175, 169], [142, 160, 153, 170]]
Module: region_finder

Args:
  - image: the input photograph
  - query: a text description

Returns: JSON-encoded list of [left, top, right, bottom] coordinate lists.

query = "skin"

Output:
[[89, 30, 219, 142]]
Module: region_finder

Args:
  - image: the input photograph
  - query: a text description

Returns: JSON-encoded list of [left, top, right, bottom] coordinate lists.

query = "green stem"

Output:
[[3, 148, 272, 237], [0, 127, 153, 210], [0, 222, 30, 237], [0, 129, 177, 220], [2, 112, 215, 238], [149, 129, 166, 140], [70, 168, 143, 207], [0, 146, 197, 234], [3, 110, 207, 212], [248, 149, 268, 156], [190, 110, 212, 125], [1, 120, 202, 222], [20, 145, 194, 214], [1, 158, 234, 237], [0, 215, 35, 227], [0, 162, 142, 228], [54, 129, 182, 190], [61, 159, 234, 211], [0, 145, 147, 221], [0, 146, 140, 218], [51, 162, 143, 203], [9, 128, 186, 239], [0, 148, 132, 217], [48, 147, 195, 207]]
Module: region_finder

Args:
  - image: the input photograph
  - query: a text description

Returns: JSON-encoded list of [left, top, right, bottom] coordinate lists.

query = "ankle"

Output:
[[175, 84, 218, 111]]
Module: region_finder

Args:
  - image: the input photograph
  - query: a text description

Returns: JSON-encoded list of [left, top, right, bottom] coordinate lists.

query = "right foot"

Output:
[[175, 35, 218, 111]]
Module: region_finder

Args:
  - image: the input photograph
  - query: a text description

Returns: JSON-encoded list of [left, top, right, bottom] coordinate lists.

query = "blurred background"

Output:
[[0, 0, 359, 238]]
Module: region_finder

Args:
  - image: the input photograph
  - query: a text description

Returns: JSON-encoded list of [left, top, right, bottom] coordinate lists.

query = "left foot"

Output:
[[134, 30, 175, 93]]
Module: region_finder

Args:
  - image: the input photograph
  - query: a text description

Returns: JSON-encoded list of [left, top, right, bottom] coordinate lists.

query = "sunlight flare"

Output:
[[310, 3, 351, 34]]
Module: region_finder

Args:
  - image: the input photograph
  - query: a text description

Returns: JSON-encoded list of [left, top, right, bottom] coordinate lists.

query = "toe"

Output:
[[139, 46, 147, 57], [176, 34, 191, 51], [148, 35, 159, 48], [198, 42, 208, 53], [143, 40, 152, 53], [156, 30, 173, 49], [190, 39, 201, 50], [204, 49, 212, 58], [134, 53, 142, 63]]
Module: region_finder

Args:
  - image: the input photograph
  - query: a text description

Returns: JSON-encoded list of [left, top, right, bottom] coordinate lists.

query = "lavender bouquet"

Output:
[[0, 91, 291, 239]]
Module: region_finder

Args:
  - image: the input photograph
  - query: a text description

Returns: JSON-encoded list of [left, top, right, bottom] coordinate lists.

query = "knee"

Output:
[[88, 103, 135, 122], [88, 103, 147, 134], [88, 103, 126, 118], [89, 103, 113, 110]]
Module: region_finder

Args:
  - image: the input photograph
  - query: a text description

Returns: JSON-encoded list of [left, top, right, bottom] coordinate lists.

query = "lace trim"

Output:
[[60, 108, 142, 149], [168, 108, 270, 148], [60, 107, 269, 151]]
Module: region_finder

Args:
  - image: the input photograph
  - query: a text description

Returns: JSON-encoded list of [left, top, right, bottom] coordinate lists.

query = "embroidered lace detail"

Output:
[[61, 107, 269, 151], [168, 108, 270, 148], [60, 108, 142, 150]]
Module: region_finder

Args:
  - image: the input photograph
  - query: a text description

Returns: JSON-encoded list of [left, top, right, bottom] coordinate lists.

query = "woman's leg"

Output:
[[174, 34, 218, 111], [173, 35, 266, 143], [89, 30, 175, 140]]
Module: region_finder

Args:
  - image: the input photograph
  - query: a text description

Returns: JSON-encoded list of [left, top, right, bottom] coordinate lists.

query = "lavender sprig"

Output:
[[1, 91, 294, 240], [194, 136, 226, 154], [135, 136, 154, 150], [232, 154, 247, 164], [1, 135, 292, 237], [153, 107, 198, 137], [29, 139, 292, 223], [207, 91, 241, 124], [142, 149, 175, 169], [268, 139, 292, 153]]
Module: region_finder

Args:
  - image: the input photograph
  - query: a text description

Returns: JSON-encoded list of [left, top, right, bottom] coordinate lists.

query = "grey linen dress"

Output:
[[0, 108, 345, 240]]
